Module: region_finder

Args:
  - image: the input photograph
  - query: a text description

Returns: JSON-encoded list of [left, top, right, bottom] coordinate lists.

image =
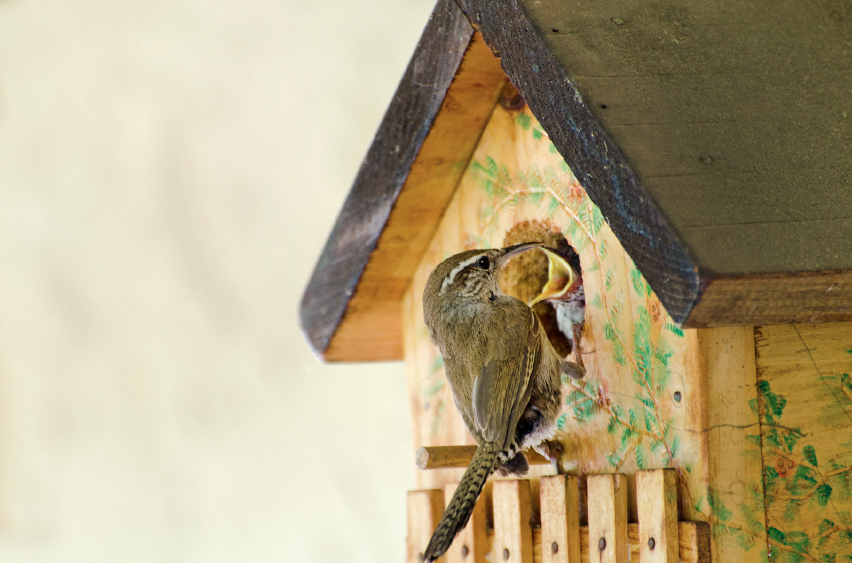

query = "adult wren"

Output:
[[420, 242, 585, 561]]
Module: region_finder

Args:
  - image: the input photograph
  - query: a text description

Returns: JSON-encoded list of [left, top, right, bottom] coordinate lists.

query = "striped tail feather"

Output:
[[422, 441, 500, 562]]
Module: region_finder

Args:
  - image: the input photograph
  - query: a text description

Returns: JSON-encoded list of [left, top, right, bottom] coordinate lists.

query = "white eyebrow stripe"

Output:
[[440, 254, 485, 295]]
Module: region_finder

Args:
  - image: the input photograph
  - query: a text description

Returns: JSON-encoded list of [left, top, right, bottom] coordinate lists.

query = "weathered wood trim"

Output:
[[300, 0, 481, 360], [686, 270, 852, 328], [323, 34, 508, 361], [454, 0, 701, 324]]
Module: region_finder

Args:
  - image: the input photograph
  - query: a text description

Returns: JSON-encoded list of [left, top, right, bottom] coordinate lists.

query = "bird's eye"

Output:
[[477, 256, 490, 269]]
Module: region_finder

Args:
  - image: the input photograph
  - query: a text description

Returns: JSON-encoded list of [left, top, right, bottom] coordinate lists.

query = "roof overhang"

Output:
[[301, 0, 852, 361]]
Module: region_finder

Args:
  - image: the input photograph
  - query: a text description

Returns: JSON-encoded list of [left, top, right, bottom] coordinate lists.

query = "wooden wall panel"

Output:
[[754, 323, 852, 562]]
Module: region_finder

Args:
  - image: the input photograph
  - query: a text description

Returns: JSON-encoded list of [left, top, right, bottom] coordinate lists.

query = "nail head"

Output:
[[551, 542, 559, 554], [503, 548, 510, 560], [674, 391, 682, 402], [599, 537, 607, 550], [461, 545, 469, 558], [648, 537, 656, 550]]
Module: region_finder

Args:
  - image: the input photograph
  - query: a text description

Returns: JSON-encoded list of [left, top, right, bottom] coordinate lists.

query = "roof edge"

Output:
[[299, 0, 476, 359]]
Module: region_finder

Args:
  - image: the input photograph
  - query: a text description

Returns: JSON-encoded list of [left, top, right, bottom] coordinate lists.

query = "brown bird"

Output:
[[421, 242, 585, 561]]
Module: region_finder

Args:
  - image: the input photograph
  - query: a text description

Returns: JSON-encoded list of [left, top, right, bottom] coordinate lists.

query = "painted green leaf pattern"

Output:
[[757, 380, 852, 561], [665, 322, 684, 337], [817, 484, 833, 506], [709, 490, 733, 522], [804, 445, 818, 467], [630, 268, 646, 297]]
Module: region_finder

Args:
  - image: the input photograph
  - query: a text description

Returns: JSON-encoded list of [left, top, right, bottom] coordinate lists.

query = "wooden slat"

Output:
[[407, 489, 446, 563], [636, 469, 678, 563], [417, 446, 550, 470], [486, 521, 710, 563], [696, 327, 768, 562], [675, 522, 712, 563], [540, 475, 580, 563], [494, 480, 534, 563], [586, 474, 628, 563], [444, 483, 487, 563]]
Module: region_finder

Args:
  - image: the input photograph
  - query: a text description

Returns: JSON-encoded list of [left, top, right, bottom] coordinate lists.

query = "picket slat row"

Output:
[[406, 469, 711, 563]]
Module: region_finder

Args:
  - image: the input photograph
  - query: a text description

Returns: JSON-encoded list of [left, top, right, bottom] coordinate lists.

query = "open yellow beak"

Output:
[[530, 247, 580, 306]]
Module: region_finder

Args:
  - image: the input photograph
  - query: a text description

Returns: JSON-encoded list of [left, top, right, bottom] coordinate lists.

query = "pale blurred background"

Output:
[[0, 0, 434, 560]]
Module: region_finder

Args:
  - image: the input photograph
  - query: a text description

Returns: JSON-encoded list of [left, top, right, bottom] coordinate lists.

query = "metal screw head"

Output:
[[648, 537, 656, 550], [503, 548, 510, 560], [598, 537, 607, 550], [551, 542, 559, 554], [674, 391, 682, 402], [461, 546, 469, 558]]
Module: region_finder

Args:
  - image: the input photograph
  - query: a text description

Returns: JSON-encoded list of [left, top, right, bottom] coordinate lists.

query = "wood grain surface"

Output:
[[443, 482, 488, 563], [408, 489, 446, 563], [587, 474, 628, 563], [540, 475, 581, 563], [417, 445, 550, 470], [754, 323, 852, 563], [636, 469, 678, 563], [494, 480, 535, 563]]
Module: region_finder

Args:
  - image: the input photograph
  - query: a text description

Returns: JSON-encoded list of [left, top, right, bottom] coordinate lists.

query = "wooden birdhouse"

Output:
[[300, 1, 852, 562]]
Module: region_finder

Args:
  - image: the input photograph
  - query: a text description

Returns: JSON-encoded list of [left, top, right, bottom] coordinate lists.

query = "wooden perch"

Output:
[[416, 445, 551, 471]]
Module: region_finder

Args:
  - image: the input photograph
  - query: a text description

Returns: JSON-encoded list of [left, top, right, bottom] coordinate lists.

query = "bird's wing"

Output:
[[472, 304, 540, 449]]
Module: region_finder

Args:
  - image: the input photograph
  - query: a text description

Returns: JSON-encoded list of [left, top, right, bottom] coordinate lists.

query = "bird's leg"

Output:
[[534, 440, 565, 474], [496, 451, 530, 477]]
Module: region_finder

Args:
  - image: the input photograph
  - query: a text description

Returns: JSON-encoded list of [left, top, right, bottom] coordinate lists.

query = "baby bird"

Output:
[[531, 246, 586, 368], [421, 242, 585, 561]]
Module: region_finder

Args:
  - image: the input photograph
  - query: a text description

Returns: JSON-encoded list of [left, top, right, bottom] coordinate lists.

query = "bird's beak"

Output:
[[496, 241, 544, 268], [530, 247, 580, 306]]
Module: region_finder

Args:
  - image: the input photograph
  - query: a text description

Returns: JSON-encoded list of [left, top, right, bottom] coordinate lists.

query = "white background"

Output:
[[0, 0, 434, 560]]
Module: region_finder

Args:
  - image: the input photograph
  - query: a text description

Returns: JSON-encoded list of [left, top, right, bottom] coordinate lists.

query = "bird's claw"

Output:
[[535, 440, 565, 474]]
